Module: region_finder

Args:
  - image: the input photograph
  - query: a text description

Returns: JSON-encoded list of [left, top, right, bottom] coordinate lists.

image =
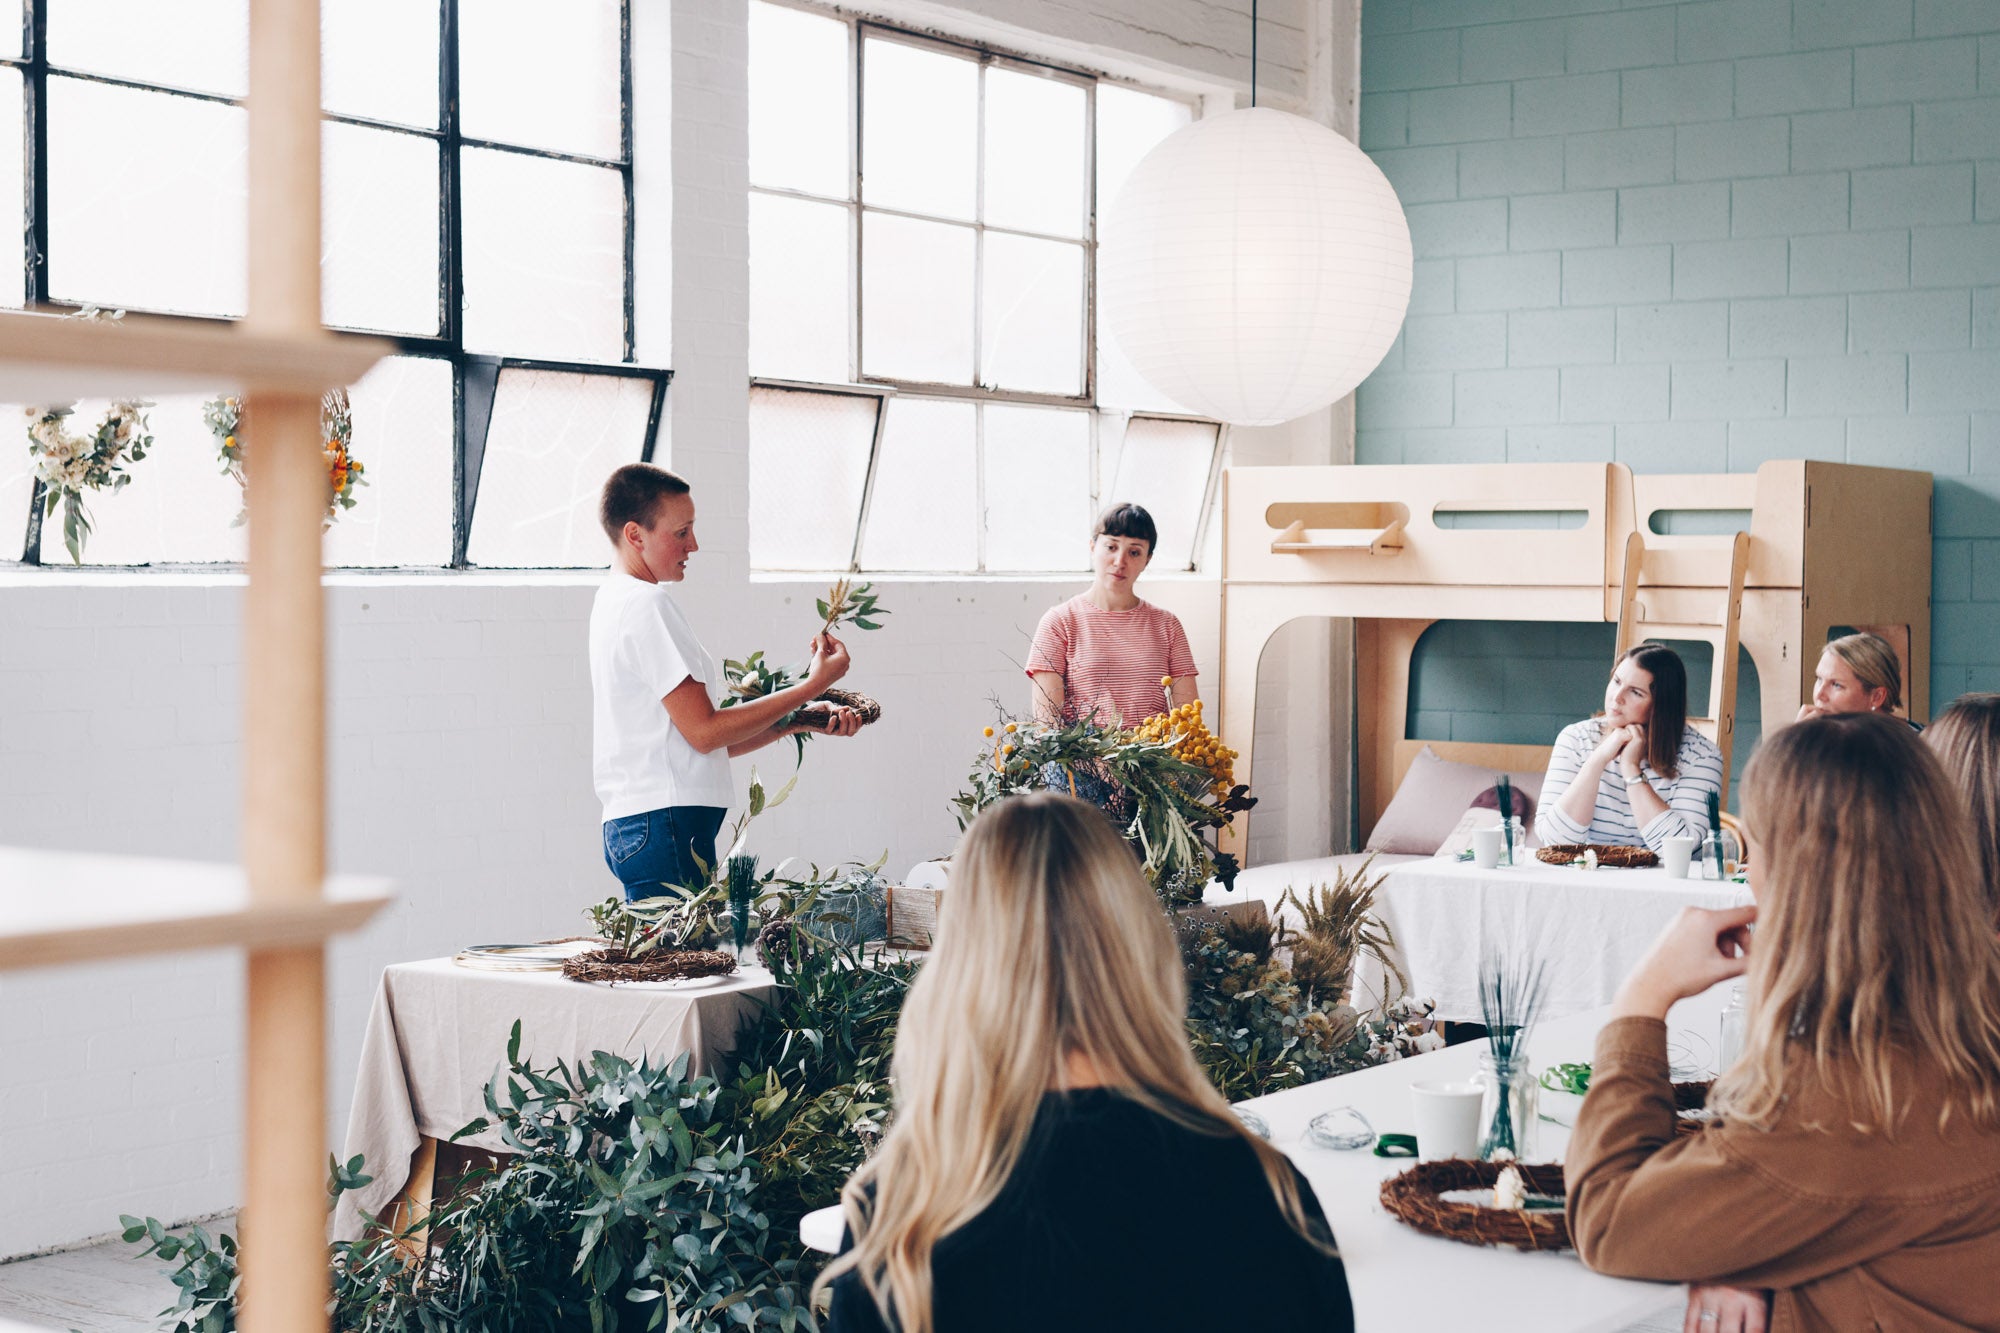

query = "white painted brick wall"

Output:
[[0, 0, 1351, 1257]]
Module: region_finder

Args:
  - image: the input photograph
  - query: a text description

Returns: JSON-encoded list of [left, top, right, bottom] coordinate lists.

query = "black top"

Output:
[[825, 1089, 1355, 1333]]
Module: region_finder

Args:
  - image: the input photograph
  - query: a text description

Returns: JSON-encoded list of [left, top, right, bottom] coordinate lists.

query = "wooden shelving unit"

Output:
[[0, 3, 390, 1329], [0, 847, 389, 971]]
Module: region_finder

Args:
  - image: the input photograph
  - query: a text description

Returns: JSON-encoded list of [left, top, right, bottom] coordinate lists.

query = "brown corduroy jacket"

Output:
[[1565, 1016, 2000, 1332]]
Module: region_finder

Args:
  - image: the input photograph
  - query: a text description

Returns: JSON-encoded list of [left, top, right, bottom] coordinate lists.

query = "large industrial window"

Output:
[[746, 1, 1224, 576], [4, 0, 665, 569]]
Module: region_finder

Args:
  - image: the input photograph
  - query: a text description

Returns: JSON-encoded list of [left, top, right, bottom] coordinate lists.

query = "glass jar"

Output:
[[1476, 1052, 1539, 1161], [1499, 815, 1525, 866], [1717, 985, 1747, 1072]]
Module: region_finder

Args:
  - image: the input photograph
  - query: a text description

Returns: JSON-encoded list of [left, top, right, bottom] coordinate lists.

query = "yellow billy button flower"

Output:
[[1002, 744, 1015, 755], [1004, 722, 1018, 733], [983, 726, 995, 738]]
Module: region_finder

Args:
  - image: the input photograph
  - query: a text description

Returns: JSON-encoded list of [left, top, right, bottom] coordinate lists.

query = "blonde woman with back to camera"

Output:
[[819, 793, 1354, 1333], [1564, 714, 2000, 1332]]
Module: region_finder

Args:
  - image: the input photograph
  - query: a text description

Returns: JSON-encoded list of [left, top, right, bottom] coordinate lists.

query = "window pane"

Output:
[[1095, 86, 1193, 412], [983, 67, 1085, 239], [860, 36, 975, 221], [53, 395, 244, 565], [979, 234, 1083, 395], [750, 1, 848, 198], [858, 397, 974, 571], [861, 212, 972, 384], [466, 370, 654, 568], [323, 356, 454, 568], [324, 0, 439, 129], [48, 79, 247, 318], [982, 404, 1090, 572], [461, 148, 624, 362], [750, 193, 849, 383], [459, 0, 622, 159], [1104, 416, 1218, 571], [323, 122, 440, 337], [748, 387, 875, 572], [0, 69, 22, 310], [49, 0, 247, 98], [0, 405, 32, 559]]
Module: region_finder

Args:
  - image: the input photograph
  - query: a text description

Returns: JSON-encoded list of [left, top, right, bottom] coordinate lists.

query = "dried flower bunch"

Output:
[[1279, 855, 1408, 1007], [27, 399, 153, 563], [816, 576, 887, 635], [203, 388, 365, 529], [1130, 682, 1238, 790]]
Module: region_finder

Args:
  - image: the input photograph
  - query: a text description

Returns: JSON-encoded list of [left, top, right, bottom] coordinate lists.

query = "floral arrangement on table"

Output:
[[1181, 894, 1438, 1102], [722, 578, 890, 760], [952, 697, 1254, 907], [201, 389, 365, 529], [26, 399, 153, 563]]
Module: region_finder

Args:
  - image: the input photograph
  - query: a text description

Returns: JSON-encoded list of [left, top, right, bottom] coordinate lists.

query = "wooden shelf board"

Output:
[[0, 845, 392, 970], [0, 311, 390, 401]]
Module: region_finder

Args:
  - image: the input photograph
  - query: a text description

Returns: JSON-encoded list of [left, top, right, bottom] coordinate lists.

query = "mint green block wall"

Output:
[[1358, 0, 2000, 785]]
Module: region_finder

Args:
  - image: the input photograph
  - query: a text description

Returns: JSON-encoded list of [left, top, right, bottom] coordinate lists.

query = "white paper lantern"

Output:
[[1100, 107, 1414, 427]]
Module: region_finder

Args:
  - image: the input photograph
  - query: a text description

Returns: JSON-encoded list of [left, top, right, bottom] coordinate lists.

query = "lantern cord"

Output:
[[1249, 0, 1258, 107]]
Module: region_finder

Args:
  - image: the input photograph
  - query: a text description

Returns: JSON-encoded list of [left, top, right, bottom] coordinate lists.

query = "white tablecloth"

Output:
[[333, 957, 776, 1240], [1354, 858, 1752, 1021], [1244, 982, 1734, 1333]]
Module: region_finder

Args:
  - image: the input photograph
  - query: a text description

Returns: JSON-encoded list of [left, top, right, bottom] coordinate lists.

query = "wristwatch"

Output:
[[1621, 770, 1648, 787]]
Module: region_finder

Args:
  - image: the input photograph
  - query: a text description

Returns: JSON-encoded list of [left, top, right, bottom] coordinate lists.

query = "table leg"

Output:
[[388, 1135, 438, 1265]]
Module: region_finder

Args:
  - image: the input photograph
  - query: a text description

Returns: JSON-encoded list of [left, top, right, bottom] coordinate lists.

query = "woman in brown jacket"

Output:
[[1565, 713, 2000, 1333]]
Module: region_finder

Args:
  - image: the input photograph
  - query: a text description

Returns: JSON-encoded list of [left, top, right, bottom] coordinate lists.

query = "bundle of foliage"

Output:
[[712, 921, 919, 1252], [721, 580, 890, 759], [1179, 913, 1440, 1103], [1277, 856, 1406, 1006], [952, 713, 1253, 907], [126, 1024, 818, 1333]]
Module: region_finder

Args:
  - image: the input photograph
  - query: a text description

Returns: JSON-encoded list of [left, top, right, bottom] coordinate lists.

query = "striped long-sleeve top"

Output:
[[1532, 718, 1725, 851]]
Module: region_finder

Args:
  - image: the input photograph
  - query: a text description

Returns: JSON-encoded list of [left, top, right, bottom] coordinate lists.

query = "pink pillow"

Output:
[[1366, 746, 1547, 855]]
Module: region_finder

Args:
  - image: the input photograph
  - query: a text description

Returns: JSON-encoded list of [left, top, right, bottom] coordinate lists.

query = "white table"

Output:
[[334, 957, 776, 1241], [1243, 982, 1732, 1333], [1355, 858, 1751, 1021]]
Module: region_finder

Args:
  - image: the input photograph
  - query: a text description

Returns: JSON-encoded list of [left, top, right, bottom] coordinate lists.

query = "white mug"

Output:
[[1470, 827, 1503, 870], [1410, 1080, 1485, 1161], [1663, 834, 1698, 879]]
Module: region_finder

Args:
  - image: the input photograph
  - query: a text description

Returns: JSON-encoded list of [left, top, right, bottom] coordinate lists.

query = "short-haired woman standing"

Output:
[[1026, 503, 1196, 729], [821, 793, 1354, 1333], [1534, 643, 1726, 851]]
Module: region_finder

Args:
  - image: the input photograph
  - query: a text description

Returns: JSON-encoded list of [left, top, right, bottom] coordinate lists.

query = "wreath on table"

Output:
[[202, 389, 365, 529], [26, 399, 154, 564]]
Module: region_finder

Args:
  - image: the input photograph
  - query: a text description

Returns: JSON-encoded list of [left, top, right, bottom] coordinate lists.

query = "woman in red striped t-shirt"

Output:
[[1027, 504, 1198, 729]]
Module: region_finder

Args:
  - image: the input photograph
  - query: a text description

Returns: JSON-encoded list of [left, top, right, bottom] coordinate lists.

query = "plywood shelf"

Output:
[[0, 310, 390, 402], [0, 845, 391, 971]]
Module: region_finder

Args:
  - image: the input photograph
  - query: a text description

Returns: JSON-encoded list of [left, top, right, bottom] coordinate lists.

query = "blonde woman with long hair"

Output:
[[819, 793, 1353, 1333], [1928, 692, 2000, 925], [1793, 631, 1914, 725], [1565, 714, 2000, 1332]]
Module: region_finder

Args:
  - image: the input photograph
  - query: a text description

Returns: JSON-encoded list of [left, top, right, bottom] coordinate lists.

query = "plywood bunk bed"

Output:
[[1214, 460, 1933, 864]]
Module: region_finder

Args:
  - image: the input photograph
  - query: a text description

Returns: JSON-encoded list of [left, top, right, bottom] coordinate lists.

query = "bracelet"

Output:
[[1622, 771, 1648, 787]]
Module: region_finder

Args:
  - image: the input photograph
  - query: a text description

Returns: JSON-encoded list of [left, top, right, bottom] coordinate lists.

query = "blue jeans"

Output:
[[602, 805, 726, 901]]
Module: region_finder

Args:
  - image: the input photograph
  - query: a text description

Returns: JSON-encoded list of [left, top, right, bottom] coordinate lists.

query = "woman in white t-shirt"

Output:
[[589, 464, 860, 900]]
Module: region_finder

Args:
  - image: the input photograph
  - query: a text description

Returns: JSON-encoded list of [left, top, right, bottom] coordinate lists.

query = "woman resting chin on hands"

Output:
[[1534, 643, 1725, 853], [1564, 714, 2000, 1332]]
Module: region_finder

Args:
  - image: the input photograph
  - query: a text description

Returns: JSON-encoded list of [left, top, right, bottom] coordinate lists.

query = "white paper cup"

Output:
[[1410, 1080, 1485, 1161], [1470, 827, 1503, 870], [1663, 834, 1698, 878]]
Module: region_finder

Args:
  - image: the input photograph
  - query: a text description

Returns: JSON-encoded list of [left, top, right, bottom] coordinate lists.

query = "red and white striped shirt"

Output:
[[1026, 595, 1197, 728]]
